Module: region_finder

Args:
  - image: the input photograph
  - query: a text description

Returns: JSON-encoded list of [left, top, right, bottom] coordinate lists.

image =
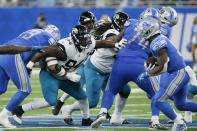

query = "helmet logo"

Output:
[[72, 28, 78, 34], [114, 14, 120, 19]]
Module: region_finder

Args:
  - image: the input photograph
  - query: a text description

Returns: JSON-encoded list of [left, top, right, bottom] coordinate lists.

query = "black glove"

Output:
[[26, 67, 32, 77]]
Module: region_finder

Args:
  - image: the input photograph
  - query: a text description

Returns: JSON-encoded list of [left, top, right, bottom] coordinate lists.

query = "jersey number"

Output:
[[65, 59, 84, 69], [20, 30, 41, 40]]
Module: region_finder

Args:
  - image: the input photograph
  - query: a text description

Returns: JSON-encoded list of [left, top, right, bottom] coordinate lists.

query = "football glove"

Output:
[[65, 72, 81, 83], [31, 46, 48, 53], [114, 39, 127, 52], [26, 61, 34, 77], [144, 62, 155, 72]]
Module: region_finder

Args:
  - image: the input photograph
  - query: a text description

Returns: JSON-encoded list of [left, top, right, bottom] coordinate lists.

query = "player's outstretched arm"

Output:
[[148, 48, 168, 76]]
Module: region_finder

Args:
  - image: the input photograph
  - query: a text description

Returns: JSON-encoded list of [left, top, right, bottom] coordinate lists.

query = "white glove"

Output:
[[114, 39, 127, 51], [65, 72, 81, 82], [144, 62, 155, 72], [193, 64, 197, 72], [185, 66, 197, 86]]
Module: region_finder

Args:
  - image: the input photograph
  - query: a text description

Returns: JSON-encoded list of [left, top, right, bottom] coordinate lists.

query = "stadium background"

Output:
[[0, 0, 197, 130]]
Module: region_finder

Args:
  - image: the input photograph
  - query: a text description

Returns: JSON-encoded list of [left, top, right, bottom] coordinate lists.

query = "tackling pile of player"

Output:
[[0, 6, 196, 131]]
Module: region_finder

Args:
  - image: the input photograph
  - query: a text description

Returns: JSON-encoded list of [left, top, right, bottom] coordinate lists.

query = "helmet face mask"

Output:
[[138, 17, 160, 40], [43, 24, 61, 41], [159, 6, 178, 27], [112, 12, 130, 32], [71, 25, 92, 51]]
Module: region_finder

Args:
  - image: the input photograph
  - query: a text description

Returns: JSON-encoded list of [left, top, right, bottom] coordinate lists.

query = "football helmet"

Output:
[[112, 12, 130, 32], [137, 17, 160, 40], [79, 11, 96, 25], [139, 7, 160, 21], [43, 24, 61, 41], [159, 6, 178, 27], [71, 25, 92, 51]]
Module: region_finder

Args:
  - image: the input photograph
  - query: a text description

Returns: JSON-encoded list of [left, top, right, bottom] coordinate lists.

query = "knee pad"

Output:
[[44, 97, 57, 106], [119, 91, 130, 98]]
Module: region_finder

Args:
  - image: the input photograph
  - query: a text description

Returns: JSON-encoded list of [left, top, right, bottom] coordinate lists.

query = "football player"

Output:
[[60, 12, 131, 125], [91, 7, 178, 129], [12, 25, 126, 126], [136, 17, 197, 131], [51, 11, 97, 116], [0, 24, 60, 128]]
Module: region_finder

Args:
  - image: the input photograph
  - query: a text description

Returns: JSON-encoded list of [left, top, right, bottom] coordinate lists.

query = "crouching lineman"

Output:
[[12, 25, 126, 126], [0, 24, 60, 128]]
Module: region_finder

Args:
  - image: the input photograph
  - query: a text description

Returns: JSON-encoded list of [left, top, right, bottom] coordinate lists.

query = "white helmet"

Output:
[[137, 17, 160, 40], [139, 7, 160, 21], [43, 24, 61, 41], [159, 6, 178, 27]]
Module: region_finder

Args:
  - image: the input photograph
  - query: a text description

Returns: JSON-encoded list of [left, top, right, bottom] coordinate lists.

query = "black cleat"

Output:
[[149, 121, 169, 130], [64, 118, 73, 125], [12, 106, 24, 125], [122, 119, 132, 124], [82, 118, 93, 126], [106, 112, 111, 120], [52, 99, 64, 115]]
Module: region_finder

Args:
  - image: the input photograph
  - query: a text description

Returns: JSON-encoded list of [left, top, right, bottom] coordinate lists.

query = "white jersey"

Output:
[[58, 37, 96, 72], [90, 29, 119, 73]]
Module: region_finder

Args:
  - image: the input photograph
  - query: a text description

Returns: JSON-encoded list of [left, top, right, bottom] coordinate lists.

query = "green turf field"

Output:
[[0, 70, 197, 130]]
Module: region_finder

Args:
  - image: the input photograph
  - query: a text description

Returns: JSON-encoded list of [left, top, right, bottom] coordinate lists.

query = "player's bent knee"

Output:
[[89, 100, 99, 108], [119, 91, 130, 98], [44, 97, 57, 106], [0, 89, 7, 95]]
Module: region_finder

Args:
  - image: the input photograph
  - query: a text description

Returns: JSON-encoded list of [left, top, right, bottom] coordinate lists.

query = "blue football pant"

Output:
[[81, 59, 131, 108], [0, 54, 31, 111], [39, 69, 87, 106], [153, 69, 197, 120]]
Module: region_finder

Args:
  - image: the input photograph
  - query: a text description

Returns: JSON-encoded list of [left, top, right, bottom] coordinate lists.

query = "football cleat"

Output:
[[110, 115, 132, 125], [0, 108, 16, 128], [171, 123, 187, 131], [91, 112, 107, 128], [82, 118, 93, 126], [12, 106, 24, 125], [52, 99, 64, 115], [64, 118, 73, 125], [149, 121, 168, 130]]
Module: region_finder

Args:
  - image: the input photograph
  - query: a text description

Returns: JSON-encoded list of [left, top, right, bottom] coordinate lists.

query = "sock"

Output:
[[59, 93, 70, 102], [78, 99, 89, 119], [6, 91, 29, 111], [100, 108, 108, 114], [174, 114, 184, 124], [113, 94, 127, 117], [101, 90, 115, 110], [151, 116, 159, 124], [22, 98, 50, 112], [0, 108, 10, 117]]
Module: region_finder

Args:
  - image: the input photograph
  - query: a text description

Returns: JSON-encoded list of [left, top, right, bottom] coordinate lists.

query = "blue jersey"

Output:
[[150, 34, 186, 73], [117, 19, 150, 60], [160, 24, 171, 38], [3, 29, 57, 63]]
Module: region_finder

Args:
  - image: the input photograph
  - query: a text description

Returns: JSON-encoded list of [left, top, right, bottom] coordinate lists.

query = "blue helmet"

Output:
[[43, 24, 61, 41], [159, 6, 178, 27], [139, 7, 160, 21], [137, 17, 160, 40]]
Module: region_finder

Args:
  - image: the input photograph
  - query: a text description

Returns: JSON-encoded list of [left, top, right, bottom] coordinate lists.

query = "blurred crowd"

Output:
[[0, 0, 197, 7]]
